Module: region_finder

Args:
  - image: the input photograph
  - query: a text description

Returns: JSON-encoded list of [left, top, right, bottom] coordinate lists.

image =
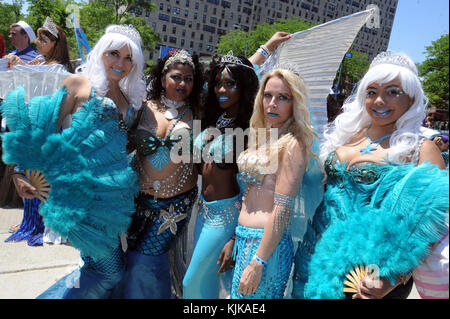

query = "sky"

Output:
[[387, 0, 449, 64], [4, 0, 449, 64]]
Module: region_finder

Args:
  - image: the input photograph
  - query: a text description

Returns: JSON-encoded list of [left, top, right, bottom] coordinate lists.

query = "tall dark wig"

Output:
[[146, 52, 204, 118], [202, 55, 259, 131]]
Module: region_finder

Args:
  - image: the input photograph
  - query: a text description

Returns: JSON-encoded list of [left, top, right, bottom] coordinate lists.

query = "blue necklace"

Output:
[[360, 126, 392, 155]]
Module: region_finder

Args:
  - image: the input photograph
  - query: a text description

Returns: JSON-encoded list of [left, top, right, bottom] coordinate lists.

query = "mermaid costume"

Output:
[[119, 107, 197, 299], [183, 130, 243, 299], [1, 86, 140, 298], [5, 197, 44, 246], [230, 138, 323, 299], [292, 150, 449, 299]]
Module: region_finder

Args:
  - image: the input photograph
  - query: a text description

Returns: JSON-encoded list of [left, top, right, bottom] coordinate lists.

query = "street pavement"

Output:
[[0, 207, 421, 299], [0, 207, 79, 299]]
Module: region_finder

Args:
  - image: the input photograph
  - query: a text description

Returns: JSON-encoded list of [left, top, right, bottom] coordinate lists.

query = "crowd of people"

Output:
[[0, 18, 448, 300]]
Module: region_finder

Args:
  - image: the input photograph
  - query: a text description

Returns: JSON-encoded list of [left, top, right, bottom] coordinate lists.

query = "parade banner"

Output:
[[160, 45, 191, 58]]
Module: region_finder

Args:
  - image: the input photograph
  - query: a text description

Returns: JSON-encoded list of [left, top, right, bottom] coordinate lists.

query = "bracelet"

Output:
[[257, 47, 269, 59], [261, 44, 271, 55], [252, 254, 267, 266]]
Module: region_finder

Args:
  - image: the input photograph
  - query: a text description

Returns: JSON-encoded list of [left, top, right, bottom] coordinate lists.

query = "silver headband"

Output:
[[162, 49, 195, 73], [370, 51, 418, 75], [221, 51, 254, 70], [42, 17, 58, 38], [272, 63, 304, 79], [106, 24, 142, 46]]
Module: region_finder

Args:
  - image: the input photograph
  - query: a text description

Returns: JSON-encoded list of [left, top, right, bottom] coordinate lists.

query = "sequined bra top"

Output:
[[324, 151, 385, 185], [134, 128, 184, 156], [193, 129, 236, 164], [118, 106, 138, 131], [133, 106, 192, 157], [237, 150, 272, 189]]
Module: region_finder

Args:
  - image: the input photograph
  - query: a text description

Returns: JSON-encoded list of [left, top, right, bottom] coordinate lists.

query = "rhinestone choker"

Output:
[[160, 95, 186, 120]]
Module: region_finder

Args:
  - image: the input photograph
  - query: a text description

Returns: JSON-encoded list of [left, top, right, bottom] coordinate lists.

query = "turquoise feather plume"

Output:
[[302, 163, 448, 299], [1, 86, 139, 261]]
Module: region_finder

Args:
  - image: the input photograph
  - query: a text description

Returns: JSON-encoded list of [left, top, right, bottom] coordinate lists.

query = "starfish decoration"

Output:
[[157, 204, 187, 235], [360, 144, 378, 155]]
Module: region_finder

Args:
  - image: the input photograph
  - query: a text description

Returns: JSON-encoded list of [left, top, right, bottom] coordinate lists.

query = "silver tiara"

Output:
[[370, 51, 418, 75], [43, 17, 58, 38], [273, 62, 304, 78], [106, 24, 142, 46], [163, 49, 195, 73], [221, 51, 254, 70]]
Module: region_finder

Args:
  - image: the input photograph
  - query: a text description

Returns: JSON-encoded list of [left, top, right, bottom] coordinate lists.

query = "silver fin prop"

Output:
[[259, 7, 379, 141]]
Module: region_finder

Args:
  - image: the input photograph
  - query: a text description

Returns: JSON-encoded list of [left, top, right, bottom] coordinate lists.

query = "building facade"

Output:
[[139, 0, 398, 61]]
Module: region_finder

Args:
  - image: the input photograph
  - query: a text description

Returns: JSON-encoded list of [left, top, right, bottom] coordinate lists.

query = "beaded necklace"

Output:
[[139, 162, 194, 202], [216, 112, 235, 129]]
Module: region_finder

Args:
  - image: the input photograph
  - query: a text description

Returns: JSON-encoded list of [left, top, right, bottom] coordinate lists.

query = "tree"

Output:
[[25, 0, 68, 32], [75, 0, 159, 53], [97, 0, 155, 25], [340, 51, 370, 84], [216, 18, 315, 57], [418, 34, 449, 110]]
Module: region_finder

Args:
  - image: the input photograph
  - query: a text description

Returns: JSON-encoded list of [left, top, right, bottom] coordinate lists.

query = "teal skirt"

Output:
[[231, 224, 293, 299]]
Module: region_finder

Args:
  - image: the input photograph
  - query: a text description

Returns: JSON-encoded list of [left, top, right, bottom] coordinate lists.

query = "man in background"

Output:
[[7, 21, 38, 63]]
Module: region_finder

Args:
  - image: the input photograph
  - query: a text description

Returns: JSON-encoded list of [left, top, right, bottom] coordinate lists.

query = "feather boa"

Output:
[[1, 86, 139, 261], [303, 162, 448, 299]]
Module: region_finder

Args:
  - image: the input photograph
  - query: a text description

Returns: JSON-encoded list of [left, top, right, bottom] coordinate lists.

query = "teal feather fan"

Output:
[[303, 163, 449, 299], [1, 86, 139, 261]]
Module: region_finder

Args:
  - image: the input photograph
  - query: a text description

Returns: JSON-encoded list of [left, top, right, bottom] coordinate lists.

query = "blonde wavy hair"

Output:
[[239, 68, 317, 173]]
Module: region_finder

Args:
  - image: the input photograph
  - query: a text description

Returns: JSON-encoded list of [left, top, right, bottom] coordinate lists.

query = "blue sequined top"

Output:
[[193, 129, 236, 164], [292, 147, 449, 299], [324, 151, 386, 186]]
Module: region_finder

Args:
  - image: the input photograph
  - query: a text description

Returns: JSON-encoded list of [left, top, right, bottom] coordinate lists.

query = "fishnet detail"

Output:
[[81, 246, 125, 274], [231, 226, 293, 299], [134, 188, 198, 256]]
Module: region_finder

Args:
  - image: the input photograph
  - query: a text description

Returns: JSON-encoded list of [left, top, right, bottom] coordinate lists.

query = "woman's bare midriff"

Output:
[[238, 174, 276, 229]]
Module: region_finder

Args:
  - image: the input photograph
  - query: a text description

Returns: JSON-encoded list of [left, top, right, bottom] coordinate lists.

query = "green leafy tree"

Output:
[[418, 34, 449, 110], [216, 18, 314, 57], [74, 1, 159, 54], [340, 50, 370, 83], [97, 0, 155, 24], [25, 0, 68, 32], [335, 50, 370, 95]]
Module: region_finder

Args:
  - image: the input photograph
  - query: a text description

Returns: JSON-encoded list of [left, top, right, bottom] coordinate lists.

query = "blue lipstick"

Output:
[[219, 96, 229, 103], [112, 66, 124, 75], [267, 112, 278, 117]]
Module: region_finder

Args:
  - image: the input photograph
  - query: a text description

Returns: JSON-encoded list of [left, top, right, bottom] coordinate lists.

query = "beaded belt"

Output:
[[138, 162, 194, 201], [199, 195, 242, 227], [127, 187, 198, 254]]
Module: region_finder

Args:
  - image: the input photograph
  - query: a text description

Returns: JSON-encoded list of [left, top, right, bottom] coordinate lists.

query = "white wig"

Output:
[[320, 52, 428, 164], [76, 25, 146, 111]]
